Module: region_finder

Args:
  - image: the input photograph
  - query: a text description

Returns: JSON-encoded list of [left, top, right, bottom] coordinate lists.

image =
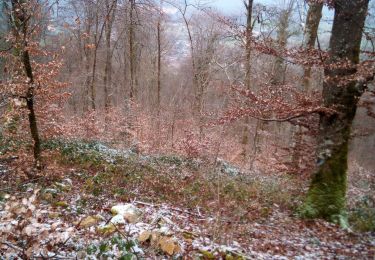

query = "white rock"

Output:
[[111, 204, 142, 223], [110, 214, 126, 225], [158, 226, 173, 236]]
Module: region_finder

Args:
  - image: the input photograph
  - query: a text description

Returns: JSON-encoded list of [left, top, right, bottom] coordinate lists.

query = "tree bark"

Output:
[[271, 2, 293, 85], [291, 1, 323, 172], [129, 0, 136, 100], [103, 0, 117, 111], [244, 0, 253, 90], [241, 0, 254, 163], [302, 1, 323, 91], [89, 7, 100, 110], [300, 0, 370, 224], [11, 0, 42, 169], [157, 18, 161, 116]]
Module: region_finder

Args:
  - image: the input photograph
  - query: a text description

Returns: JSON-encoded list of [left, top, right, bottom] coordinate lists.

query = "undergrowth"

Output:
[[349, 196, 375, 232], [42, 139, 302, 222]]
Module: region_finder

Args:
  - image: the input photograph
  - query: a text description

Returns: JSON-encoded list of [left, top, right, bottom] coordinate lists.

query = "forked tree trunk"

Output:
[[300, 0, 370, 224]]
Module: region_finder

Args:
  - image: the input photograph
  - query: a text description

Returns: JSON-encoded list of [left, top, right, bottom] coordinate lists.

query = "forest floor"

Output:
[[0, 140, 374, 259]]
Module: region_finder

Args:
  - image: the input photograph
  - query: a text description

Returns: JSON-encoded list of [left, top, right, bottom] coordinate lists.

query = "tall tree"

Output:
[[168, 0, 201, 116], [271, 0, 295, 85], [302, 0, 323, 91], [291, 0, 323, 171], [103, 0, 117, 110], [240, 0, 254, 162], [300, 0, 370, 224], [129, 0, 136, 100], [244, 0, 253, 90], [10, 0, 42, 169], [156, 0, 163, 117], [249, 0, 295, 168], [0, 1, 9, 81]]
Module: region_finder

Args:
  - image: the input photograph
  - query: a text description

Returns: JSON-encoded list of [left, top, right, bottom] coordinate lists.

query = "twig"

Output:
[[133, 200, 205, 219], [1, 241, 23, 252], [0, 177, 45, 192], [108, 221, 140, 260]]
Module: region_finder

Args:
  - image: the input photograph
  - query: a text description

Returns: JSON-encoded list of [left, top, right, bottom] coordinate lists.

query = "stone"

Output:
[[48, 212, 60, 218], [97, 224, 116, 236], [55, 182, 71, 192], [111, 204, 142, 223], [41, 193, 53, 202], [199, 250, 215, 259], [138, 230, 152, 242], [159, 236, 179, 255], [76, 251, 86, 259], [55, 201, 68, 208], [158, 226, 173, 236], [80, 216, 100, 228], [110, 215, 126, 225], [43, 188, 59, 195]]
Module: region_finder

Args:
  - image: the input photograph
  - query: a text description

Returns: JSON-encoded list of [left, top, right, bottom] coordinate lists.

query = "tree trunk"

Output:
[[89, 8, 100, 111], [300, 0, 370, 224], [241, 0, 254, 163], [291, 1, 323, 171], [103, 0, 117, 111], [271, 3, 293, 85], [253, 1, 293, 168], [129, 0, 136, 100], [302, 1, 323, 91], [83, 23, 91, 112], [244, 0, 253, 90], [157, 18, 161, 117], [11, 0, 42, 169]]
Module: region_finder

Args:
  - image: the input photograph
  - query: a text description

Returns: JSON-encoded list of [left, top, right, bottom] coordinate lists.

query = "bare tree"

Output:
[[301, 0, 323, 91], [156, 0, 163, 116], [240, 0, 254, 163], [129, 0, 136, 100], [103, 0, 118, 110], [271, 0, 295, 85]]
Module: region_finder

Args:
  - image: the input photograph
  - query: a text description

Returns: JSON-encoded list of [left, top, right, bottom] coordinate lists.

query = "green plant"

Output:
[[349, 196, 375, 232], [85, 235, 140, 259]]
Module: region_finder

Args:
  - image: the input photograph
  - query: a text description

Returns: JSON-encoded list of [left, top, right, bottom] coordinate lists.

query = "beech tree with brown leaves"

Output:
[[300, 0, 373, 225], [9, 0, 42, 169]]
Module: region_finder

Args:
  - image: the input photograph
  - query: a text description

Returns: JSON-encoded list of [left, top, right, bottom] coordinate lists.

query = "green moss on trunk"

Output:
[[299, 142, 348, 226]]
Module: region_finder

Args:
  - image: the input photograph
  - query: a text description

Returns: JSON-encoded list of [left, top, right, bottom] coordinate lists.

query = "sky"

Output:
[[210, 0, 334, 17], [211, 0, 276, 14], [211, 0, 245, 14]]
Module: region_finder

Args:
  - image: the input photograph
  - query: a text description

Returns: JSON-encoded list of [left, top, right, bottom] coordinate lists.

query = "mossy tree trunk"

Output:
[[301, 0, 370, 224]]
